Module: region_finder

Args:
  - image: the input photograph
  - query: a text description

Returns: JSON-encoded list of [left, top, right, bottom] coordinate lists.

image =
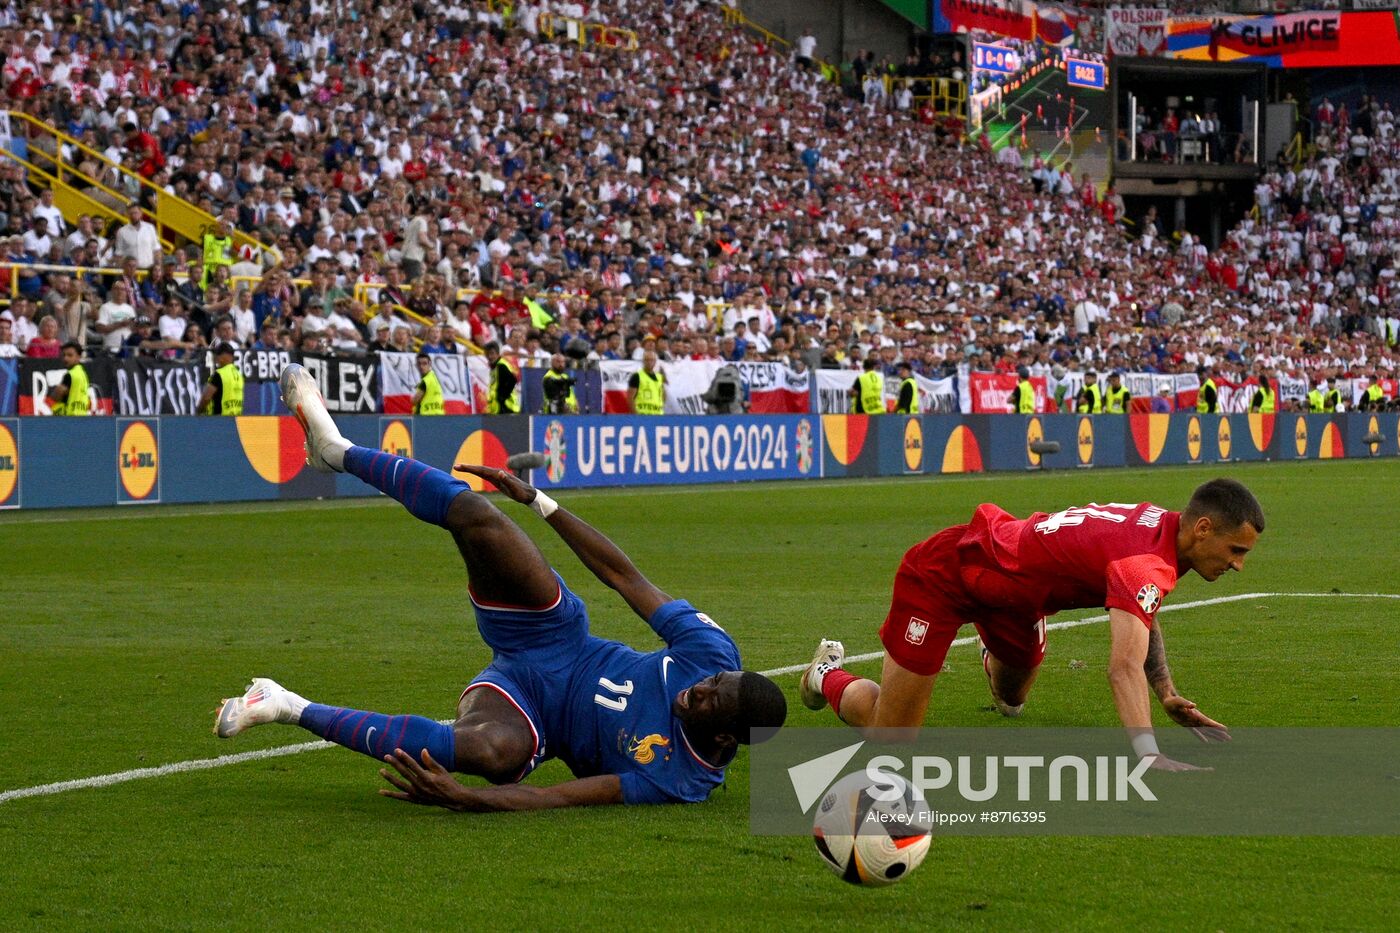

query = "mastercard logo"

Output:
[[823, 415, 869, 467], [1319, 422, 1344, 460], [452, 430, 510, 491], [236, 416, 307, 484], [1130, 413, 1169, 463], [0, 422, 17, 505], [1248, 413, 1274, 453], [941, 425, 984, 474], [117, 421, 159, 500]]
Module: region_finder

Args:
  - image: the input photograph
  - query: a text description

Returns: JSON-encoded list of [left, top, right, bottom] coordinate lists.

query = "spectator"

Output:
[[113, 204, 161, 270]]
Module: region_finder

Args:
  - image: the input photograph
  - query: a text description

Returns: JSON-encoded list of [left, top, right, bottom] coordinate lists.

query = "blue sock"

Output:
[[299, 703, 457, 768], [343, 445, 469, 527]]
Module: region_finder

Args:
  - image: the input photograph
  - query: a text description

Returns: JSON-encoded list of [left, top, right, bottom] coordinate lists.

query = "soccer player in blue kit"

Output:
[[213, 365, 787, 810]]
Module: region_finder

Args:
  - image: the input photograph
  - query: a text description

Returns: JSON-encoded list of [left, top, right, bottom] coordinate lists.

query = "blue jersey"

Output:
[[468, 582, 741, 805], [556, 600, 741, 805]]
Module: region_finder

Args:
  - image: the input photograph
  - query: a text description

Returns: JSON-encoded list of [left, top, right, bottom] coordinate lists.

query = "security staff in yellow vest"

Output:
[[202, 219, 234, 288], [485, 341, 521, 414], [1007, 365, 1036, 414], [628, 350, 666, 415], [894, 361, 919, 414], [1196, 366, 1218, 413], [1358, 374, 1387, 412], [1104, 371, 1131, 413], [541, 353, 579, 414], [1076, 371, 1103, 414], [1307, 384, 1326, 413], [412, 353, 445, 415], [198, 343, 245, 415], [1249, 373, 1276, 414], [48, 342, 91, 415], [848, 357, 885, 414], [1323, 379, 1343, 413]]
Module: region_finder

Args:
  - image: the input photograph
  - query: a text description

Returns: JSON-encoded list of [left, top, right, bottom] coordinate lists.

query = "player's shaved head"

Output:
[[1183, 478, 1264, 534]]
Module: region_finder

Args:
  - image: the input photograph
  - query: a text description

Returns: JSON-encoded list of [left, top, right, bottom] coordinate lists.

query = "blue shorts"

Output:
[[461, 572, 589, 782]]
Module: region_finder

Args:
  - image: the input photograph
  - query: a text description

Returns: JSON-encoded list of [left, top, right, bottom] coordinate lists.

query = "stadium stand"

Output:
[[0, 0, 1395, 403]]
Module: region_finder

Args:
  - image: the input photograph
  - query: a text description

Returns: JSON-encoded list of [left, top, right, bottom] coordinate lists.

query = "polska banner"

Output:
[[1123, 372, 1199, 413], [17, 356, 117, 415], [969, 372, 1049, 413], [114, 358, 206, 415], [379, 352, 472, 414], [1106, 6, 1169, 57]]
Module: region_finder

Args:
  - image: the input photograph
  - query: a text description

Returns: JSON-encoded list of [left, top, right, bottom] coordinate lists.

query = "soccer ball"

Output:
[[812, 771, 932, 886]]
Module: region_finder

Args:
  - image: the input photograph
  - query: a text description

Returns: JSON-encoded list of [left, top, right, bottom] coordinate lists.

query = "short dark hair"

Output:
[[415, 352, 430, 362], [732, 672, 787, 745], [1183, 478, 1265, 533], [61, 341, 81, 354]]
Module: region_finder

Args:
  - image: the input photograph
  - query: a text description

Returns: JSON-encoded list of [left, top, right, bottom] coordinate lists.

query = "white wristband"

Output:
[[1130, 733, 1161, 759], [529, 491, 558, 519]]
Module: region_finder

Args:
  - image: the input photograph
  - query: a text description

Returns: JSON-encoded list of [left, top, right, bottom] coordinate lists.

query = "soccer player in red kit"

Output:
[[801, 479, 1263, 770]]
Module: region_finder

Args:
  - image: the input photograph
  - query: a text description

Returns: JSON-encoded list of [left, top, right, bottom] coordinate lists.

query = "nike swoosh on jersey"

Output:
[[662, 656, 673, 685], [365, 726, 377, 753]]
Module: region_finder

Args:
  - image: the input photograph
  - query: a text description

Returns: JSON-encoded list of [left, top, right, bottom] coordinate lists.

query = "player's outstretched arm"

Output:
[[1108, 609, 1208, 772], [379, 749, 624, 811], [1146, 620, 1231, 743], [456, 465, 670, 621]]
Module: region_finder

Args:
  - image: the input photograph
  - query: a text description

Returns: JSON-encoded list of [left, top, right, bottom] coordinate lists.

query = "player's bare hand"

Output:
[[1145, 754, 1213, 772], [454, 463, 538, 505], [378, 748, 467, 811], [1163, 696, 1231, 742]]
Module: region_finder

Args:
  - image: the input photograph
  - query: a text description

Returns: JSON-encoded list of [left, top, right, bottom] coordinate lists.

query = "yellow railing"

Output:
[[3, 110, 273, 260], [721, 8, 839, 82], [1, 262, 306, 306], [538, 12, 639, 51], [1282, 131, 1311, 169], [0, 145, 174, 255], [884, 75, 968, 121]]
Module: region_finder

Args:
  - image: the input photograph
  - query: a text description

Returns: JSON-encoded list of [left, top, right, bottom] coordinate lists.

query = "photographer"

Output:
[[541, 353, 579, 414]]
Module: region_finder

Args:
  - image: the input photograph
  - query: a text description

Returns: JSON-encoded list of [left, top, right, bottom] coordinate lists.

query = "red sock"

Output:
[[821, 669, 859, 716]]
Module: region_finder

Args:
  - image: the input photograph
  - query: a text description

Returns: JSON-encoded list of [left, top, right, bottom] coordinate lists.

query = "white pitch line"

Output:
[[1, 591, 1395, 806]]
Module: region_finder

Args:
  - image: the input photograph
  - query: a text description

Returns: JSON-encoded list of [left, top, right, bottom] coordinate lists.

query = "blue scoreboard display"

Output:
[[1064, 55, 1107, 90], [972, 42, 1020, 75]]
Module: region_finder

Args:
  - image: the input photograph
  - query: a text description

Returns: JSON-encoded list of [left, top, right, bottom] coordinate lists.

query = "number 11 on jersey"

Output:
[[594, 677, 635, 711]]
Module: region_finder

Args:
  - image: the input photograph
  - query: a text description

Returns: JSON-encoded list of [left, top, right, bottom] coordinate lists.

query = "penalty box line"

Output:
[[1, 591, 1395, 806]]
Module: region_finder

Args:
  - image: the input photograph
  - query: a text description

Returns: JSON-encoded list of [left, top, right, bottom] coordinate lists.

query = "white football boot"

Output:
[[979, 638, 1024, 718], [800, 639, 846, 711], [279, 363, 350, 472], [214, 677, 303, 738]]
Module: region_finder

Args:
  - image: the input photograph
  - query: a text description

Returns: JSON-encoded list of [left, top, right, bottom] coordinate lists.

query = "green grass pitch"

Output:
[[1, 460, 1397, 929]]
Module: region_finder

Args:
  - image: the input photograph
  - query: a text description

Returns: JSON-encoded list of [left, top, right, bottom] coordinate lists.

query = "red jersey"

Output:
[[957, 501, 1184, 628]]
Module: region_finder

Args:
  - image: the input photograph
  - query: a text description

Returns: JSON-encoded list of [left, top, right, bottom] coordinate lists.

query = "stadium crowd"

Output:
[[0, 0, 1396, 408]]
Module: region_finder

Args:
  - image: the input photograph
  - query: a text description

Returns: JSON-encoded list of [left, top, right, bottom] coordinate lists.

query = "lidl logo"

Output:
[[1294, 417, 1308, 457], [0, 422, 17, 506], [381, 420, 413, 459], [1077, 417, 1094, 465], [1025, 417, 1044, 467], [1186, 416, 1202, 462], [117, 421, 159, 500], [1217, 417, 1232, 460], [903, 417, 923, 473]]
